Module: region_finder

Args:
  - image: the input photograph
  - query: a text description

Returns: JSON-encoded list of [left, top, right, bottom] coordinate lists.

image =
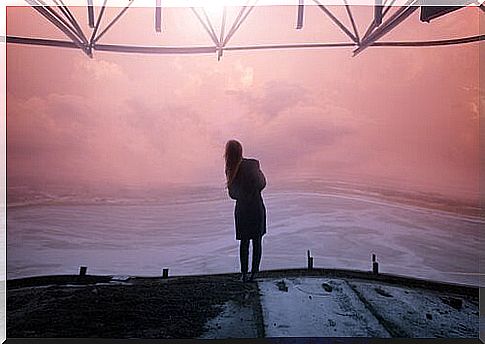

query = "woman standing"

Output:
[[224, 140, 267, 282]]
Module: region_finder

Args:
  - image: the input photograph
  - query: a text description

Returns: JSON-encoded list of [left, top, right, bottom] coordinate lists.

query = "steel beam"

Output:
[[51, 0, 88, 44], [87, 0, 108, 56], [353, 2, 419, 55], [375, 0, 383, 26], [343, 0, 360, 42], [55, 0, 89, 44], [201, 7, 219, 45], [93, 0, 135, 44], [7, 35, 484, 55], [190, 7, 220, 46], [155, 0, 162, 32], [218, 7, 227, 60], [7, 36, 80, 49], [88, 0, 95, 28], [35, 0, 86, 44], [94, 43, 217, 54], [382, 0, 398, 17], [223, 1, 258, 46], [296, 0, 304, 29], [25, 0, 88, 54], [313, 0, 358, 43]]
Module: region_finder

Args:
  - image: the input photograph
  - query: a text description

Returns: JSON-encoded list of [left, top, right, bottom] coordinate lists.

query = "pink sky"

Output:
[[6, 5, 481, 201]]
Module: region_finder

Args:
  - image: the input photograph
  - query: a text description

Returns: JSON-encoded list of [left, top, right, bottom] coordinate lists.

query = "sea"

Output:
[[5, 178, 483, 286]]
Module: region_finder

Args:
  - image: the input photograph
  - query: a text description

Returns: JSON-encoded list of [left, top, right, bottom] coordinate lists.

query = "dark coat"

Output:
[[228, 158, 267, 240]]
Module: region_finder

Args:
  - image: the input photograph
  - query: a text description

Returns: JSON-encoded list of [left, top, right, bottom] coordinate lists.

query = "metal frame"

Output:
[[6, 1, 485, 59], [155, 0, 162, 32]]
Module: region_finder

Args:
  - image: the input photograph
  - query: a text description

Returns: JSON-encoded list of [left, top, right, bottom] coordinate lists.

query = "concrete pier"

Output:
[[6, 268, 479, 339]]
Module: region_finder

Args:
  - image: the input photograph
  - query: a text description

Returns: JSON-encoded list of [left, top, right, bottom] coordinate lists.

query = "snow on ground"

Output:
[[348, 281, 480, 338], [198, 301, 259, 339], [258, 277, 391, 337]]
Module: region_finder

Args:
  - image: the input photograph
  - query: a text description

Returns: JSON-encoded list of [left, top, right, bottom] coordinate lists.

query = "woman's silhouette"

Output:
[[224, 140, 267, 282]]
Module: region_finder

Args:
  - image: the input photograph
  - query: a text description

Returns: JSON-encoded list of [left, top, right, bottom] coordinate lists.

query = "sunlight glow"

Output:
[[202, 0, 226, 18]]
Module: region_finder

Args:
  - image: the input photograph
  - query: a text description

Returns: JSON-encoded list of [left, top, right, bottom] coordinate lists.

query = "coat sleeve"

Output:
[[252, 160, 266, 191], [228, 183, 239, 200], [257, 164, 266, 191]]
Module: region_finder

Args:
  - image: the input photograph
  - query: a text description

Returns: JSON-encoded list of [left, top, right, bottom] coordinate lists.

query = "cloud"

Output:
[[7, 93, 97, 155], [75, 58, 125, 81], [227, 80, 310, 120], [7, 92, 102, 185], [6, 5, 480, 200], [229, 100, 357, 178]]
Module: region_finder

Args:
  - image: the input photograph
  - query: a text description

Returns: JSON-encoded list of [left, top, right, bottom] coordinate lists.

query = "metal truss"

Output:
[[6, 0, 485, 59]]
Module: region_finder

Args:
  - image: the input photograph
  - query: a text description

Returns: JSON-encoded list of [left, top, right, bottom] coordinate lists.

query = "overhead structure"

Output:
[[155, 0, 162, 32], [6, 0, 485, 59], [420, 5, 463, 21]]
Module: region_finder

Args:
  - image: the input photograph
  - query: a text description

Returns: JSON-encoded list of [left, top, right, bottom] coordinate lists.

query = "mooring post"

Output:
[[307, 250, 313, 270], [162, 268, 169, 279], [79, 266, 87, 276], [372, 253, 379, 274]]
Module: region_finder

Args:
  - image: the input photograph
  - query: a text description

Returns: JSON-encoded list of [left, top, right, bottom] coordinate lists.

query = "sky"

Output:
[[5, 5, 481, 202]]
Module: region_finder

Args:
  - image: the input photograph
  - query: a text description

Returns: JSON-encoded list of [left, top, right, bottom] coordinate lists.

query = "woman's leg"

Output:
[[240, 238, 250, 274], [251, 236, 262, 273]]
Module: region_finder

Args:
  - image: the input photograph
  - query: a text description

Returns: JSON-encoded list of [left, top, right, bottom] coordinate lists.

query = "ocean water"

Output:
[[6, 179, 482, 286]]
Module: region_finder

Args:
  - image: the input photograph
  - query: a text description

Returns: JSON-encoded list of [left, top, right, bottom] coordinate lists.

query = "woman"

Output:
[[224, 139, 267, 282]]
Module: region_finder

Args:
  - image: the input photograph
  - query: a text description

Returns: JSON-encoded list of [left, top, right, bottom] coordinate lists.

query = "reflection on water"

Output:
[[6, 179, 482, 286]]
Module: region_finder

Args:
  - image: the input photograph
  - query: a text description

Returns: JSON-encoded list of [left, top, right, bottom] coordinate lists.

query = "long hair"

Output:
[[224, 140, 243, 187]]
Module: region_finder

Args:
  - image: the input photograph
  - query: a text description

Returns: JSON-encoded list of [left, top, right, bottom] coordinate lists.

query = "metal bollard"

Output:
[[307, 250, 313, 270], [79, 266, 87, 276], [308, 257, 314, 270], [373, 261, 379, 274], [372, 254, 379, 274], [162, 268, 169, 279]]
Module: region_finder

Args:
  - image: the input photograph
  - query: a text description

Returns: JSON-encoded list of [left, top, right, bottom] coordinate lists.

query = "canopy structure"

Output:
[[6, 0, 485, 59]]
